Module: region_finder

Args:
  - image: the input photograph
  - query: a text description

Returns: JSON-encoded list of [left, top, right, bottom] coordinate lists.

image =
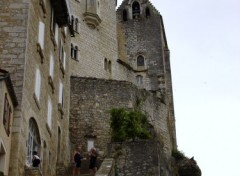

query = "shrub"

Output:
[[172, 149, 185, 160], [110, 108, 152, 142]]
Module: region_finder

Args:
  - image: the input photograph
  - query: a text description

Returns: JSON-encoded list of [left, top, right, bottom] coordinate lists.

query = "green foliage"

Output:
[[172, 149, 185, 160], [0, 171, 3, 176], [110, 108, 152, 142]]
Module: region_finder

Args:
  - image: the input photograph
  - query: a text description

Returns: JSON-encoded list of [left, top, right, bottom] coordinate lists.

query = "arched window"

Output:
[[132, 1, 140, 19], [75, 18, 78, 32], [104, 58, 108, 70], [26, 118, 41, 165], [146, 7, 150, 18], [74, 46, 78, 60], [71, 44, 74, 58], [108, 61, 112, 73], [123, 9, 128, 21], [137, 55, 145, 67]]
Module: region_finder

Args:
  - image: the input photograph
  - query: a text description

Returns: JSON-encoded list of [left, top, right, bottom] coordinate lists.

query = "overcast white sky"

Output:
[[117, 0, 240, 175]]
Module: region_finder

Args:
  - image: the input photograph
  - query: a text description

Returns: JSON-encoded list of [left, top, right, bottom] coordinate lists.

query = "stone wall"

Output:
[[0, 1, 29, 175], [70, 77, 175, 156], [108, 141, 174, 176], [117, 0, 166, 91], [0, 0, 28, 103]]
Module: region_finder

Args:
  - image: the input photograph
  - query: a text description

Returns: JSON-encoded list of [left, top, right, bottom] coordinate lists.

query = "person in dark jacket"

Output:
[[88, 147, 97, 175], [72, 145, 82, 176], [32, 151, 41, 167]]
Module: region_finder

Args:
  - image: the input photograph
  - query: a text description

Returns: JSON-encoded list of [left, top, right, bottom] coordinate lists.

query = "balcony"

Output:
[[83, 12, 102, 29]]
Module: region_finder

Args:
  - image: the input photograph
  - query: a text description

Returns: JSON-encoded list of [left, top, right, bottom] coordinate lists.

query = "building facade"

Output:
[[0, 0, 177, 175], [0, 70, 18, 176], [0, 0, 72, 175]]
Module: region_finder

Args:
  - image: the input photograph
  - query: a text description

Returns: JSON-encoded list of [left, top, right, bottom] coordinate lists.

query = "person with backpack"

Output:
[[72, 144, 82, 176], [32, 151, 41, 167]]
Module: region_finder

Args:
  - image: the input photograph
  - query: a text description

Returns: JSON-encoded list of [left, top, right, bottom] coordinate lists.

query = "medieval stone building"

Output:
[[0, 0, 178, 175]]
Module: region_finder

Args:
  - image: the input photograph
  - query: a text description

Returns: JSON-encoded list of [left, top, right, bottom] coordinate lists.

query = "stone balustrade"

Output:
[[95, 158, 115, 176]]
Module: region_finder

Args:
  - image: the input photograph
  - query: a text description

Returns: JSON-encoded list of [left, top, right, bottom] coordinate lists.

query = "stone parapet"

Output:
[[96, 158, 115, 176], [25, 167, 42, 176]]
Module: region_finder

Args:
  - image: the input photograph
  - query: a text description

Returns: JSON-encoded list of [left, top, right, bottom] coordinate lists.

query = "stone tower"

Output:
[[117, 0, 176, 148]]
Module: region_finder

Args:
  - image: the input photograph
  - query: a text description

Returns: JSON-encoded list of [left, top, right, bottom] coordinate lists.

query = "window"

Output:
[[137, 55, 145, 67], [59, 40, 63, 64], [123, 9, 128, 21], [47, 97, 52, 128], [75, 18, 79, 32], [63, 51, 66, 70], [49, 53, 54, 78], [50, 8, 56, 33], [71, 44, 74, 58], [38, 21, 45, 49], [136, 75, 143, 85], [104, 58, 107, 70], [34, 68, 41, 101], [54, 24, 59, 45], [108, 61, 112, 73], [132, 1, 140, 19], [145, 7, 150, 18], [59, 81, 63, 106], [3, 94, 11, 136], [26, 118, 41, 165], [57, 127, 61, 161], [71, 15, 74, 28], [87, 139, 94, 152], [71, 44, 79, 60], [74, 46, 78, 60]]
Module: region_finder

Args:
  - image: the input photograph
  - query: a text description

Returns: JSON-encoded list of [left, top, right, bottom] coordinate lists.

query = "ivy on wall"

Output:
[[110, 108, 152, 142]]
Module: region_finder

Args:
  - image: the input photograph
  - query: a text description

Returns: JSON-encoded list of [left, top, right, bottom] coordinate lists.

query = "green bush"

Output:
[[0, 171, 4, 176], [172, 149, 185, 160], [110, 108, 152, 142]]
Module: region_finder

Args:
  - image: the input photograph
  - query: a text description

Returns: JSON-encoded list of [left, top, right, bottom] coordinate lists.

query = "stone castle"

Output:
[[0, 0, 179, 175]]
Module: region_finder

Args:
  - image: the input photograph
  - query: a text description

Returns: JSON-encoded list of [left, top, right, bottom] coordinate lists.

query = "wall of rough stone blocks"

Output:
[[108, 141, 173, 176], [0, 0, 29, 175], [70, 77, 174, 157], [0, 0, 28, 104], [117, 1, 166, 91]]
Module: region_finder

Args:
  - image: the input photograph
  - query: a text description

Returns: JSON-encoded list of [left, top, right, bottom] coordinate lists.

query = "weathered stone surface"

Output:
[[177, 158, 202, 176], [108, 141, 174, 176], [70, 77, 175, 157]]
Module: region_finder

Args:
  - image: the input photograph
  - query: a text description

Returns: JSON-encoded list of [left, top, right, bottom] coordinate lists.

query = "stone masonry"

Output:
[[70, 76, 174, 157]]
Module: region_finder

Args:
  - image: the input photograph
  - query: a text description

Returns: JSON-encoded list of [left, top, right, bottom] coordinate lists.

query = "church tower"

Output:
[[117, 0, 177, 148]]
